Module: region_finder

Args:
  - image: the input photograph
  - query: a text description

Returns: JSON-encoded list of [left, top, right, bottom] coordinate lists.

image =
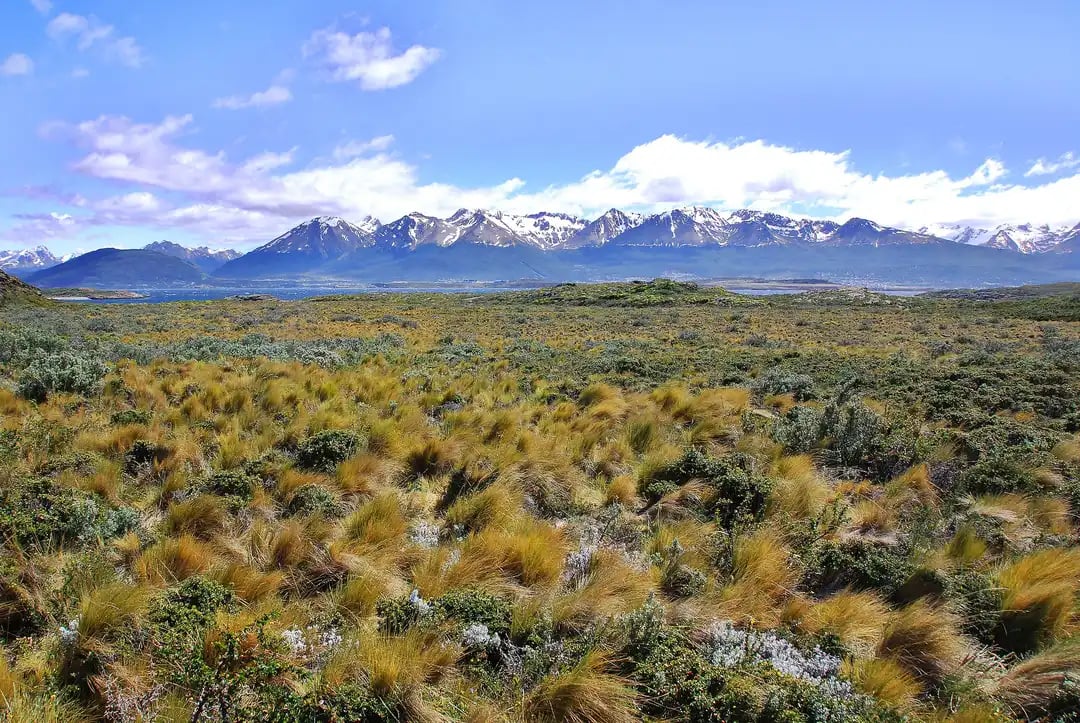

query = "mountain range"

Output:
[[10, 208, 1080, 288], [142, 241, 241, 273]]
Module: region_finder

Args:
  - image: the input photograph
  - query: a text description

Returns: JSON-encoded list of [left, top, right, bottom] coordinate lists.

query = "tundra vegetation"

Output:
[[1, 279, 1079, 722]]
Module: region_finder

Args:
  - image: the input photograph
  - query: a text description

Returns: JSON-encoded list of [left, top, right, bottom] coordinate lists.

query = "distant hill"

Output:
[[143, 241, 241, 272], [27, 249, 206, 288], [920, 282, 1080, 300], [0, 268, 46, 306]]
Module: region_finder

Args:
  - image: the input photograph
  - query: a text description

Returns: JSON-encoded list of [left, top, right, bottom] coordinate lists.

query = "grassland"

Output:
[[1, 279, 1079, 721]]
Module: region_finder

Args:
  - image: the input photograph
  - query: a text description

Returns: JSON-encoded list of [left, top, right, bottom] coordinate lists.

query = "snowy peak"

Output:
[[143, 241, 241, 272], [924, 222, 1073, 253], [263, 216, 380, 256], [0, 245, 60, 272], [375, 209, 587, 250], [566, 209, 645, 248]]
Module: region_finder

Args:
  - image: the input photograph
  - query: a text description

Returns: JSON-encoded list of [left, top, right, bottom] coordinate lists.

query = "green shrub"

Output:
[[200, 469, 256, 500], [644, 449, 772, 528], [285, 484, 343, 518], [295, 430, 363, 472], [0, 477, 134, 548], [110, 409, 152, 426], [803, 540, 915, 598], [16, 352, 108, 401]]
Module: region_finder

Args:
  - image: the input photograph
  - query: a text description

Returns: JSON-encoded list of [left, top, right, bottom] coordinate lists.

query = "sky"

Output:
[[1, 0, 1079, 254]]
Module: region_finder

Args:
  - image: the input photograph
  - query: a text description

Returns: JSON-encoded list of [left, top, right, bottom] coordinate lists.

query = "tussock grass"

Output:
[[323, 629, 460, 714], [995, 638, 1080, 718], [553, 550, 653, 631], [996, 547, 1080, 652], [343, 492, 407, 548], [877, 599, 967, 684], [524, 651, 637, 723], [791, 589, 889, 655], [846, 657, 922, 712], [135, 534, 214, 584], [3, 284, 1079, 719]]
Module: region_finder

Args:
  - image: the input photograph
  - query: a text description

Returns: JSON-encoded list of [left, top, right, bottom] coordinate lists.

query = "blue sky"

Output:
[[1, 0, 1079, 253]]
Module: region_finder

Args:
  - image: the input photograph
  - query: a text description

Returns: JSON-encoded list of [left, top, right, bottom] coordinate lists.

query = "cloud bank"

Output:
[[8, 113, 1080, 246]]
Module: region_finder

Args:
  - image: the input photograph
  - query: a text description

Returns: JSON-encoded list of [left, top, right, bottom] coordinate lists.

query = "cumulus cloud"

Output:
[[29, 0, 52, 15], [1025, 152, 1080, 177], [1, 53, 34, 76], [15, 114, 1080, 247], [47, 13, 145, 68], [304, 26, 440, 90], [213, 85, 293, 110]]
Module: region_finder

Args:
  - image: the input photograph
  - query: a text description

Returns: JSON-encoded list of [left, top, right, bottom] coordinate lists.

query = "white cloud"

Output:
[[71, 67, 90, 79], [1, 53, 34, 76], [304, 26, 440, 90], [30, 0, 52, 15], [47, 13, 145, 68], [1025, 152, 1080, 177], [333, 135, 395, 160], [213, 85, 293, 110], [21, 116, 1080, 247]]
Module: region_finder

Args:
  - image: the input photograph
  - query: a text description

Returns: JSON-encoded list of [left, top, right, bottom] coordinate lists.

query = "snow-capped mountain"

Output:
[[370, 210, 587, 251], [609, 207, 731, 247], [143, 241, 241, 272], [725, 210, 840, 246], [1051, 223, 1080, 254], [922, 223, 1073, 254], [215, 216, 381, 278], [823, 218, 943, 247], [210, 207, 1080, 283], [0, 245, 60, 275], [566, 209, 645, 248]]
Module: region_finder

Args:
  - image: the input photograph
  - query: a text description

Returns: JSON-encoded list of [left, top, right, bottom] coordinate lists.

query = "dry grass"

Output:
[[846, 657, 923, 713], [790, 589, 889, 656], [523, 651, 637, 723], [877, 599, 967, 684], [996, 547, 1080, 652], [995, 638, 1080, 718], [135, 535, 214, 584]]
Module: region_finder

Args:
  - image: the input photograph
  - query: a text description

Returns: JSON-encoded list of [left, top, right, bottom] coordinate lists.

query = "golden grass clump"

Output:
[[996, 547, 1080, 652], [322, 629, 460, 715], [164, 494, 229, 540], [553, 550, 653, 631], [994, 638, 1080, 718], [846, 657, 923, 713], [877, 599, 967, 684], [711, 529, 797, 626], [337, 452, 400, 496], [464, 519, 567, 589], [444, 480, 521, 533], [76, 582, 151, 643], [790, 589, 889, 656], [343, 492, 408, 548], [524, 651, 637, 723], [768, 454, 832, 519], [135, 534, 214, 584]]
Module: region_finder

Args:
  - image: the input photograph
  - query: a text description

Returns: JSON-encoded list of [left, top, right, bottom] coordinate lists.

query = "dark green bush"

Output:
[[200, 469, 256, 500], [110, 409, 152, 426], [644, 449, 772, 528], [285, 484, 343, 518], [295, 430, 362, 472], [16, 352, 108, 402], [0, 477, 133, 548], [803, 540, 915, 598]]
